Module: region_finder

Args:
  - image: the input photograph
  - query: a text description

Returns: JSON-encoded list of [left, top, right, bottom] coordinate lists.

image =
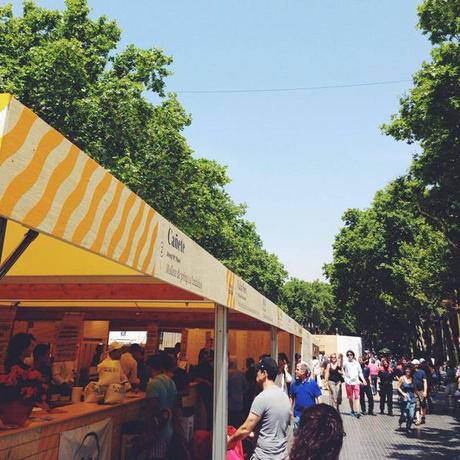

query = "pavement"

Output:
[[333, 388, 460, 459]]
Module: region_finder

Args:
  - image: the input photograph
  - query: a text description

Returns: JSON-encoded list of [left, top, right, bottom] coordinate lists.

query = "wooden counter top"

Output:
[[0, 393, 146, 439], [0, 394, 147, 460]]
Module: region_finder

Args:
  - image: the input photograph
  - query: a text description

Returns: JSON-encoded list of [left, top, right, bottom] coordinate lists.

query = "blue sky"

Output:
[[11, 0, 431, 280]]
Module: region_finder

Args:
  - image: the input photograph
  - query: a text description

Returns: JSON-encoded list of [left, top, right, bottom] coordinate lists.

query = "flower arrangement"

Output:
[[0, 365, 48, 404]]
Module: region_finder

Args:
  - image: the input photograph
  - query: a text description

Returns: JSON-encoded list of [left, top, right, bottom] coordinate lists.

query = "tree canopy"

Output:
[[328, 0, 460, 360], [0, 0, 287, 302], [326, 179, 452, 357], [280, 279, 337, 333], [382, 0, 460, 299]]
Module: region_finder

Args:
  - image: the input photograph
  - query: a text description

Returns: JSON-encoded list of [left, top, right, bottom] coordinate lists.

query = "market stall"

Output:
[[0, 94, 311, 459]]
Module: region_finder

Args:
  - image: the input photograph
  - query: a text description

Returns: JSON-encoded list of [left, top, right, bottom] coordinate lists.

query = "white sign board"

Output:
[[337, 335, 362, 358], [58, 418, 112, 460]]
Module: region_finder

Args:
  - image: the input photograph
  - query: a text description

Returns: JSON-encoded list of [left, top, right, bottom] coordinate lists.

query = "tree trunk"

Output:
[[448, 292, 460, 365], [444, 317, 459, 365], [422, 321, 433, 357], [441, 318, 455, 364], [433, 319, 444, 364]]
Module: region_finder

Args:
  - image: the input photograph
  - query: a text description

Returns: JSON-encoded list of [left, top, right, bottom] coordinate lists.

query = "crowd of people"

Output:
[[3, 331, 460, 459], [228, 350, 460, 459], [320, 351, 460, 433]]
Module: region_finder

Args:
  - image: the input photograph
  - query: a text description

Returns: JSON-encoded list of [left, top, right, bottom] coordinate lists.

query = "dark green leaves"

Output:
[[0, 0, 287, 302]]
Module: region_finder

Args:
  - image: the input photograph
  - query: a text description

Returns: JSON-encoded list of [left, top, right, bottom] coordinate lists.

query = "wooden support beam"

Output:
[[0, 283, 204, 301]]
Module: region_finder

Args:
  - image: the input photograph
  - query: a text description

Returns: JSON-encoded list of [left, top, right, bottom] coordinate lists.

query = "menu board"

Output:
[[144, 324, 159, 357], [179, 329, 188, 361], [0, 306, 16, 373], [54, 313, 84, 362]]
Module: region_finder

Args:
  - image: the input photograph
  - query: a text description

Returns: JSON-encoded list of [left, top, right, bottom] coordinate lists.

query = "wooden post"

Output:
[[290, 333, 296, 376], [271, 326, 279, 359]]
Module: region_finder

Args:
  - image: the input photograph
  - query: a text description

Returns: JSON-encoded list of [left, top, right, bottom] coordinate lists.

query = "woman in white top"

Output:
[[274, 352, 293, 395]]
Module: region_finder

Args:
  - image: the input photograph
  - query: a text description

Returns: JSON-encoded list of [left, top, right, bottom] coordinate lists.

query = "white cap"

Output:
[[108, 342, 124, 352], [419, 358, 425, 363], [411, 359, 420, 365]]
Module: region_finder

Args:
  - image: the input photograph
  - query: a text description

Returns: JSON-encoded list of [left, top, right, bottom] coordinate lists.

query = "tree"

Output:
[[280, 279, 337, 333], [382, 0, 460, 335], [0, 0, 287, 301], [325, 179, 451, 357], [381, 0, 460, 360]]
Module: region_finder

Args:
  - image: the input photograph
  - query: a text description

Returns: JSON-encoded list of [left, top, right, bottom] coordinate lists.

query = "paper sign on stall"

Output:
[[54, 312, 84, 362], [144, 324, 159, 357], [0, 307, 16, 373]]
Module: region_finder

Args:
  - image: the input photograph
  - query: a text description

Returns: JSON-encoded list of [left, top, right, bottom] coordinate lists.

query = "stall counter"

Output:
[[0, 394, 147, 460]]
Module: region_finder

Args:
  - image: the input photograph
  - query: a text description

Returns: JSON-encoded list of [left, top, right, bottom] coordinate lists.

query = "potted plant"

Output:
[[0, 365, 48, 427]]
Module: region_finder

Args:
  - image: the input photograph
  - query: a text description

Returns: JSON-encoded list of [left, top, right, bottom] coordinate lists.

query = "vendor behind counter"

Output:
[[120, 343, 142, 387], [97, 342, 129, 388]]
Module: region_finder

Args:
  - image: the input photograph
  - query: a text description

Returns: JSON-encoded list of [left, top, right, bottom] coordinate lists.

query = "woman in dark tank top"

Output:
[[328, 365, 342, 382], [324, 354, 343, 411]]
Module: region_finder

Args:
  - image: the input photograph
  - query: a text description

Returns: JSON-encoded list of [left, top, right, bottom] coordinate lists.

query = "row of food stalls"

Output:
[[0, 94, 316, 460]]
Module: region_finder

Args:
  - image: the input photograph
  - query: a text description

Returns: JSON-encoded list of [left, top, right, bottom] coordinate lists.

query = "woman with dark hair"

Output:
[[289, 403, 344, 460], [396, 364, 417, 433], [4, 332, 35, 372], [275, 352, 292, 395], [378, 358, 394, 415], [32, 343, 52, 383]]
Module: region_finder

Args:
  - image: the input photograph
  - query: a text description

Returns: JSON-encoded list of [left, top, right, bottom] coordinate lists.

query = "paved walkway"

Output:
[[335, 389, 460, 459]]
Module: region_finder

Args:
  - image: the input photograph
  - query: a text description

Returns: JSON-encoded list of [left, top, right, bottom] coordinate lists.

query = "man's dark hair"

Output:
[[33, 343, 50, 361], [158, 351, 174, 372], [258, 353, 271, 361], [404, 364, 414, 375], [146, 354, 163, 371], [278, 352, 289, 364], [198, 348, 210, 363], [129, 343, 142, 353], [290, 404, 344, 460], [146, 352, 174, 372], [346, 350, 355, 358], [256, 357, 278, 381]]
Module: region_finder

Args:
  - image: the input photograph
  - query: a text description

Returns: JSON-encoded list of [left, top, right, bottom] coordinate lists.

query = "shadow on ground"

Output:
[[386, 420, 460, 459]]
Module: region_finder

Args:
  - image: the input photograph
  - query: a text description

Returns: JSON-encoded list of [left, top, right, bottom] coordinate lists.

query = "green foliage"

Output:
[[327, 0, 460, 358], [0, 0, 287, 302], [280, 279, 337, 333], [326, 179, 450, 354], [417, 0, 460, 44], [382, 0, 460, 295]]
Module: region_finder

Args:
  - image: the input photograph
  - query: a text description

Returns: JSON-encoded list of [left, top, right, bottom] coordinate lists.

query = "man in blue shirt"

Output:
[[412, 359, 427, 425], [290, 361, 322, 433]]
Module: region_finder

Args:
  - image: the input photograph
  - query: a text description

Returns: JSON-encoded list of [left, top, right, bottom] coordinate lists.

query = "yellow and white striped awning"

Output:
[[0, 94, 303, 337]]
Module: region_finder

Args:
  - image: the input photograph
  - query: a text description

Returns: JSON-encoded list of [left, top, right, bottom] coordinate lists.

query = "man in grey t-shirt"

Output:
[[227, 356, 291, 459]]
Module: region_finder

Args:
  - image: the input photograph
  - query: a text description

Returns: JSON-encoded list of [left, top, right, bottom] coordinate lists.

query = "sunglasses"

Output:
[[347, 354, 353, 357]]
